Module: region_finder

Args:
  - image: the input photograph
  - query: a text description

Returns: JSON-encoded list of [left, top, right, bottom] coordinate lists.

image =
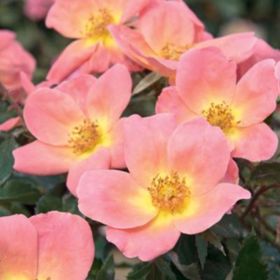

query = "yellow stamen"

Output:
[[202, 101, 239, 133], [83, 9, 114, 42], [68, 119, 101, 155], [160, 43, 188, 60], [148, 172, 191, 214]]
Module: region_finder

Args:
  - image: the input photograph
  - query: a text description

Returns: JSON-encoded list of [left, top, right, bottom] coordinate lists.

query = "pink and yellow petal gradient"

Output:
[[110, 0, 256, 80], [0, 211, 94, 280], [77, 115, 250, 261], [13, 64, 132, 194], [157, 47, 279, 162], [45, 0, 150, 84]]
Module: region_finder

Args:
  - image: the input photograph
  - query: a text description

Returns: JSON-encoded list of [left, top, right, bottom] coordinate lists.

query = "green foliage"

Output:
[[232, 236, 268, 280], [0, 135, 16, 185]]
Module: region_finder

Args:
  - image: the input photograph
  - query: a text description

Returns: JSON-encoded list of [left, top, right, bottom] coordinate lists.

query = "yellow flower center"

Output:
[[148, 172, 191, 214], [160, 43, 188, 60], [83, 9, 114, 41], [202, 102, 238, 133], [68, 119, 101, 155]]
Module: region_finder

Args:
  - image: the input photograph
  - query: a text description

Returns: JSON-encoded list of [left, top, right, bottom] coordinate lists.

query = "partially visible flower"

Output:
[[45, 0, 152, 84], [0, 211, 94, 280], [0, 30, 35, 103], [77, 115, 250, 261], [239, 39, 280, 77], [156, 47, 279, 162], [24, 0, 55, 21], [110, 1, 256, 80], [13, 64, 132, 195]]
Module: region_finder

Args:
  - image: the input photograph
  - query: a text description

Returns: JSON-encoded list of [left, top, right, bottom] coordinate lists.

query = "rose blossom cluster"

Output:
[[0, 0, 279, 278]]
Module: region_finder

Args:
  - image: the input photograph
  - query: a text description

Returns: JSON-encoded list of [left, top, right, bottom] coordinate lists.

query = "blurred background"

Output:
[[0, 0, 279, 83]]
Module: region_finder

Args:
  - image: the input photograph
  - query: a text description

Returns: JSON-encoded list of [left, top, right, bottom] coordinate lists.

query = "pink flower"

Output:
[[24, 0, 55, 21], [77, 115, 250, 261], [0, 211, 94, 280], [13, 64, 132, 195], [0, 30, 35, 103], [238, 39, 280, 77], [110, 1, 256, 80], [45, 0, 152, 84], [156, 47, 279, 162]]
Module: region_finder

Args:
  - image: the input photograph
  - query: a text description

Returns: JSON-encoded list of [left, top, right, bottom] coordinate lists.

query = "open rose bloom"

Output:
[[45, 0, 152, 84], [13, 64, 132, 195], [1, 0, 280, 276], [111, 1, 257, 80], [0, 211, 94, 280], [77, 115, 250, 261], [157, 47, 279, 162]]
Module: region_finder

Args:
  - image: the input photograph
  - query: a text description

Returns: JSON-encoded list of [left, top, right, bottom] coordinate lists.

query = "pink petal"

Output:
[[57, 74, 97, 116], [167, 118, 231, 195], [176, 47, 236, 114], [0, 30, 15, 50], [77, 170, 157, 229], [67, 148, 110, 196], [0, 215, 38, 279], [156, 86, 197, 123], [233, 59, 278, 126], [24, 88, 84, 146], [109, 119, 126, 169], [139, 2, 195, 52], [30, 211, 94, 280], [238, 39, 280, 77], [86, 64, 132, 126], [231, 123, 278, 162], [106, 217, 180, 261], [194, 32, 257, 63], [47, 40, 97, 85], [13, 141, 76, 175], [0, 117, 20, 132], [46, 0, 98, 38], [110, 25, 175, 77], [222, 159, 239, 184], [121, 0, 157, 22], [123, 114, 177, 186], [174, 183, 251, 234]]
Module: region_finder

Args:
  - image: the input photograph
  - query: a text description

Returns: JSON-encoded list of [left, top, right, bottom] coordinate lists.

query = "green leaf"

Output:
[[211, 214, 244, 238], [201, 245, 231, 280], [95, 255, 115, 280], [62, 193, 79, 214], [250, 162, 280, 186], [0, 136, 16, 185], [35, 194, 63, 213], [174, 235, 197, 265], [0, 178, 41, 204], [261, 241, 280, 280], [128, 258, 177, 280], [232, 236, 268, 280], [195, 235, 208, 269]]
